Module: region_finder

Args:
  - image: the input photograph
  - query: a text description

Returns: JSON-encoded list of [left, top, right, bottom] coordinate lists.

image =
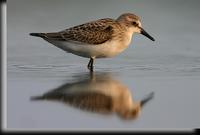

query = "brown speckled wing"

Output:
[[32, 92, 113, 113], [43, 18, 115, 45], [64, 92, 113, 113]]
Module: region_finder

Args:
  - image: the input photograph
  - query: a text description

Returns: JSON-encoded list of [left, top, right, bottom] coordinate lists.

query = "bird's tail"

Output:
[[29, 33, 45, 38], [30, 95, 45, 100]]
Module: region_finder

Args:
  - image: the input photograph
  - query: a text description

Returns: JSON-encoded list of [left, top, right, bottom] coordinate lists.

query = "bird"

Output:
[[31, 72, 154, 119], [30, 13, 155, 72]]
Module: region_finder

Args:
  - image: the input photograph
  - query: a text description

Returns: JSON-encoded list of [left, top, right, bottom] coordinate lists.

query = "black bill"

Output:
[[140, 92, 154, 107], [140, 27, 155, 41]]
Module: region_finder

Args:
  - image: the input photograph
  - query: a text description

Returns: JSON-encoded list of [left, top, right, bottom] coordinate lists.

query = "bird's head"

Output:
[[117, 102, 141, 120], [117, 13, 155, 41]]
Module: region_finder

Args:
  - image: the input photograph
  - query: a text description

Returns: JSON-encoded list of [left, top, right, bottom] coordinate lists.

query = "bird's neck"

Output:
[[122, 30, 134, 46]]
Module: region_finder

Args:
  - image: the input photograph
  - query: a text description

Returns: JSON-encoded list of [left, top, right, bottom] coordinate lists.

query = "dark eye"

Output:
[[132, 21, 137, 25]]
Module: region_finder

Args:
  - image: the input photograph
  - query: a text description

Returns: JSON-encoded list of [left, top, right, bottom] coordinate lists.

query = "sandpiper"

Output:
[[30, 13, 155, 72]]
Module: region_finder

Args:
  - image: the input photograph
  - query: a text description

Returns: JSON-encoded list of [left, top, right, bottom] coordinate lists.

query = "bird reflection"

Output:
[[31, 72, 154, 120]]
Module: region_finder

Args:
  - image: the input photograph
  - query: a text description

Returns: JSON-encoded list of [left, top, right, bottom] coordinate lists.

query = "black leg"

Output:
[[87, 58, 94, 72], [87, 58, 92, 69]]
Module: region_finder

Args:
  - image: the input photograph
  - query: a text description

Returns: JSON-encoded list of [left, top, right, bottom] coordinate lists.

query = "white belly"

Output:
[[46, 38, 131, 58]]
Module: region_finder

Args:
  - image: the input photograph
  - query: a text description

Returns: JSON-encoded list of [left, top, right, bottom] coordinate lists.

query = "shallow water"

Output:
[[7, 0, 200, 129]]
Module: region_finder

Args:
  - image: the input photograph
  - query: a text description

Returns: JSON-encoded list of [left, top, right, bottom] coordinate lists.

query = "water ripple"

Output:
[[8, 62, 200, 78]]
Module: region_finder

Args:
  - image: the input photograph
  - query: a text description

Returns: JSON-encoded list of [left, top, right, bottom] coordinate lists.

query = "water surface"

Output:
[[7, 0, 200, 129]]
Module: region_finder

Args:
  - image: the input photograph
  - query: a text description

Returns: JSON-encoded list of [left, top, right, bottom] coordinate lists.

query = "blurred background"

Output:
[[7, 0, 200, 129]]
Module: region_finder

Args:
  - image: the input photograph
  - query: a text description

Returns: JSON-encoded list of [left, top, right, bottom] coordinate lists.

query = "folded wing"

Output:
[[30, 18, 115, 45]]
